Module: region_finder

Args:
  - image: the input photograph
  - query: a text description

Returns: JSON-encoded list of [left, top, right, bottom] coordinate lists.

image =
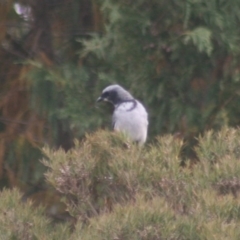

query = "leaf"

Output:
[[184, 27, 213, 55]]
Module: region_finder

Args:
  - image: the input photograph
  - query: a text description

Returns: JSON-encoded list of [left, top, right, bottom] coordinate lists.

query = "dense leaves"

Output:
[[42, 129, 240, 239], [0, 188, 70, 239], [1, 0, 240, 232]]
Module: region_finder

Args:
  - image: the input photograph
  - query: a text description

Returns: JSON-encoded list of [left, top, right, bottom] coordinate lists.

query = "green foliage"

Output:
[[184, 27, 213, 55], [196, 127, 240, 164], [78, 0, 240, 139], [40, 128, 240, 239], [43, 130, 184, 219], [0, 188, 70, 240], [74, 195, 240, 240], [74, 197, 177, 240], [27, 63, 104, 139], [23, 0, 240, 148], [3, 0, 240, 237], [194, 127, 240, 189], [2, 128, 240, 238]]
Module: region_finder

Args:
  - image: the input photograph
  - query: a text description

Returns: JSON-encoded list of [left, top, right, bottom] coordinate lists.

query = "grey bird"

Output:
[[97, 84, 148, 145]]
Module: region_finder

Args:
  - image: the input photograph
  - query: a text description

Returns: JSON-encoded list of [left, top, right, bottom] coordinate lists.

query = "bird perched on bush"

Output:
[[97, 84, 148, 145]]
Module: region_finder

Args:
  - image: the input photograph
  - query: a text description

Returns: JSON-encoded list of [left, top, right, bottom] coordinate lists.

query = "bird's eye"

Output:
[[103, 91, 109, 98]]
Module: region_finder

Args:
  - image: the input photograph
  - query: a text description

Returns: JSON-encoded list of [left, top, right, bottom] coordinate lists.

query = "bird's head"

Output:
[[97, 84, 134, 106]]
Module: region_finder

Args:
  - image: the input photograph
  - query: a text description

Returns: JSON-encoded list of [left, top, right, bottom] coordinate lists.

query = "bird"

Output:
[[97, 84, 148, 145]]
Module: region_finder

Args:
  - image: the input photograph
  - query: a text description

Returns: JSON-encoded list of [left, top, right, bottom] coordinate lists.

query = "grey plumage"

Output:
[[97, 84, 148, 144]]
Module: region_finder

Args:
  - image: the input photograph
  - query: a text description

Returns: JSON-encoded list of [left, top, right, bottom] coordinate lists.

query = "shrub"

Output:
[[2, 128, 240, 239], [0, 188, 70, 240], [42, 130, 185, 219]]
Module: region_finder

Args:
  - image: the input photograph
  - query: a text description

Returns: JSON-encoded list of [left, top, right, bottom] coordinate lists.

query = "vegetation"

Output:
[[0, 188, 70, 239], [2, 128, 240, 239], [1, 0, 240, 237], [1, 0, 240, 185]]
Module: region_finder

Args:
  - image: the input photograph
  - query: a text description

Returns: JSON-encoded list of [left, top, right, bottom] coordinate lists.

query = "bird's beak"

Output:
[[96, 96, 103, 103]]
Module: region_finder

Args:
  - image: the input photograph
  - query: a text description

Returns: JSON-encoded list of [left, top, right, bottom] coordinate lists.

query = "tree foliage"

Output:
[[1, 0, 240, 227], [82, 0, 240, 139]]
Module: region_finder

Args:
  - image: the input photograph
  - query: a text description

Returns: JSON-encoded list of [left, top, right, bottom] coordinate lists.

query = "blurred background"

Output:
[[1, 0, 240, 221]]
